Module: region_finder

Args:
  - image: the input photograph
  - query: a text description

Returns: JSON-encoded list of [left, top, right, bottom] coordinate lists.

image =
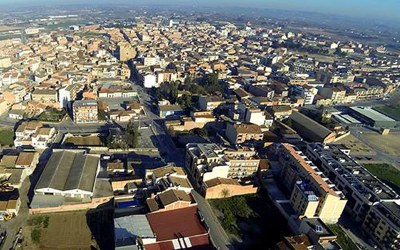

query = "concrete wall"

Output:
[[204, 184, 257, 199], [29, 196, 113, 214]]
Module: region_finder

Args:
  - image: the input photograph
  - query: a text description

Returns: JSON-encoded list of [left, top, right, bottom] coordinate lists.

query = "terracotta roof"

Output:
[[204, 177, 239, 188], [15, 152, 35, 166], [282, 144, 339, 197], [146, 206, 208, 241], [158, 189, 192, 207], [152, 166, 186, 178], [234, 123, 262, 134]]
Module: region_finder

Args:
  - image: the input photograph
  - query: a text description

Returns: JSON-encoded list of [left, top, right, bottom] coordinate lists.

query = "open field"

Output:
[[362, 133, 400, 156], [364, 163, 400, 194], [23, 211, 94, 250], [0, 25, 23, 32], [64, 135, 104, 146], [374, 105, 400, 121], [0, 128, 14, 146], [334, 134, 375, 156]]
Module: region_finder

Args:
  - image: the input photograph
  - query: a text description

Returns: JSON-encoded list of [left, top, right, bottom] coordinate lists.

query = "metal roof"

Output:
[[351, 106, 395, 122], [114, 215, 154, 247], [35, 151, 99, 193]]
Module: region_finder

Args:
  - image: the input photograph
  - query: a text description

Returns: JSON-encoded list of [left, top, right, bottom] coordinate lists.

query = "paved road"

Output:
[[191, 190, 232, 250], [0, 173, 31, 249]]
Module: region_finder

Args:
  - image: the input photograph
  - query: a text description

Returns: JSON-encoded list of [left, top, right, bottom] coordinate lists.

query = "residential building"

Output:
[[73, 100, 99, 124], [362, 202, 400, 250], [224, 147, 260, 180], [225, 123, 263, 145], [146, 189, 195, 213], [14, 121, 56, 149], [306, 143, 399, 223], [117, 41, 136, 62], [145, 165, 192, 193], [3, 85, 27, 104], [198, 96, 225, 111], [143, 74, 158, 88], [278, 143, 347, 223], [31, 89, 58, 107], [318, 87, 346, 104], [158, 104, 183, 118], [58, 84, 81, 109], [185, 143, 230, 188]]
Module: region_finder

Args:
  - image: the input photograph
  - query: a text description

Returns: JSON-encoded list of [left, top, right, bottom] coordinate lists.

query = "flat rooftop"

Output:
[[350, 106, 395, 122], [307, 143, 399, 202]]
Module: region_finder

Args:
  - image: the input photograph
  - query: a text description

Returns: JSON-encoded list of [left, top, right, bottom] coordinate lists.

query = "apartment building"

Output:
[[73, 100, 99, 124], [198, 95, 225, 111], [278, 143, 347, 224], [225, 123, 263, 145], [318, 87, 346, 104], [32, 89, 58, 106], [306, 143, 399, 223], [58, 84, 81, 108], [362, 201, 400, 250], [185, 143, 230, 188], [224, 148, 260, 180]]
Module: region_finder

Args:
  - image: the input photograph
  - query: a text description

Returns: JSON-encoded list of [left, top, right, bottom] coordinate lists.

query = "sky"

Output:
[[1, 0, 399, 22]]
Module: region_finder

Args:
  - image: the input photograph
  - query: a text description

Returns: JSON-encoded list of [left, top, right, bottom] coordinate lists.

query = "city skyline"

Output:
[[1, 0, 400, 22]]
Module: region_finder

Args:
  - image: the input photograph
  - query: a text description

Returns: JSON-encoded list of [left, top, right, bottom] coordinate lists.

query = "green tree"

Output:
[[126, 121, 139, 148], [31, 228, 41, 244], [177, 94, 192, 109]]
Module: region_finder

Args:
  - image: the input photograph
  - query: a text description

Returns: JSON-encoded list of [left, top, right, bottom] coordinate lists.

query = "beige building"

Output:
[[117, 42, 136, 62], [318, 87, 346, 104], [224, 148, 260, 180], [198, 96, 225, 111], [32, 89, 58, 107], [0, 57, 11, 68], [306, 143, 399, 223], [278, 143, 347, 224], [225, 123, 263, 145], [73, 100, 98, 124], [3, 85, 26, 104]]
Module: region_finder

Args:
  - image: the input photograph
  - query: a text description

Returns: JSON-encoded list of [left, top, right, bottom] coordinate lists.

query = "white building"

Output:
[[144, 74, 158, 88], [185, 143, 230, 188]]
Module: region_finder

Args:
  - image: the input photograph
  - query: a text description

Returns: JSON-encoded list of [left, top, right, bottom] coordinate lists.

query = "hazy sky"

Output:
[[1, 0, 399, 22]]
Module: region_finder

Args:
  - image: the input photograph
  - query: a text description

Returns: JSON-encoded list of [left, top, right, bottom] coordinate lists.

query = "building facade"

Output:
[[73, 100, 99, 124]]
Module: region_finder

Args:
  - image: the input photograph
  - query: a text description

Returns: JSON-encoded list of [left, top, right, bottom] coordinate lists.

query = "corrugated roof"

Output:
[[35, 151, 99, 193], [290, 111, 333, 140], [114, 215, 154, 247]]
